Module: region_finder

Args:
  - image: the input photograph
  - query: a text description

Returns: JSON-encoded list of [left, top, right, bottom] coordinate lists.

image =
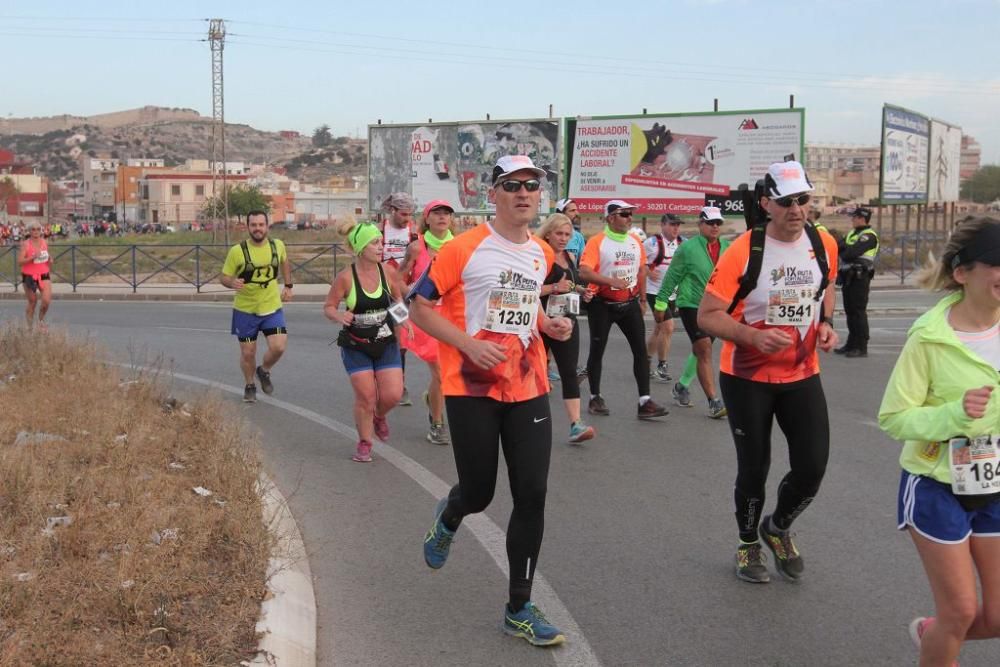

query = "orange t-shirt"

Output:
[[21, 238, 50, 278], [579, 229, 647, 302], [705, 229, 839, 384], [420, 223, 554, 401]]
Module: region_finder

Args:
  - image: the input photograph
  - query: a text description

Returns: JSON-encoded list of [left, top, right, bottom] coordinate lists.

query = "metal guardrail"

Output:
[[876, 233, 949, 285], [0, 243, 347, 292]]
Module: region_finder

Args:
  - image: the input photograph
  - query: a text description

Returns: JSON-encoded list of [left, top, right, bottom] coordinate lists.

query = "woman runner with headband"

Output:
[[325, 216, 411, 463]]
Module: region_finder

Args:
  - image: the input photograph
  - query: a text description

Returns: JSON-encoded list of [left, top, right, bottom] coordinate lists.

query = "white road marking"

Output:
[[119, 364, 602, 667]]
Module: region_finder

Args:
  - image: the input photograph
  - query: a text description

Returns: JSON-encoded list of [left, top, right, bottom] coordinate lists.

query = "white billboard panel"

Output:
[[928, 119, 962, 202]]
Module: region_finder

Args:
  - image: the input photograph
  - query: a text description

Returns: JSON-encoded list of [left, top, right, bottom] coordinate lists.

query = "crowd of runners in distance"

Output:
[[15, 151, 994, 660]]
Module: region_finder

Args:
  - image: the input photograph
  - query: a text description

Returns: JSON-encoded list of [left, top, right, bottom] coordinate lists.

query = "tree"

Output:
[[200, 184, 270, 221], [0, 177, 19, 223], [960, 166, 1000, 204], [312, 124, 333, 148]]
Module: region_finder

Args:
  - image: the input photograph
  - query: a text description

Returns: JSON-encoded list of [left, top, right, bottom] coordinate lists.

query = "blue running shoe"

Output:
[[503, 602, 566, 646], [423, 498, 455, 569]]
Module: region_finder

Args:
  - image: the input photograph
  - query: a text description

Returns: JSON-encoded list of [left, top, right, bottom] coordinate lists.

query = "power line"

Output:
[[227, 18, 993, 93], [225, 37, 1000, 97]]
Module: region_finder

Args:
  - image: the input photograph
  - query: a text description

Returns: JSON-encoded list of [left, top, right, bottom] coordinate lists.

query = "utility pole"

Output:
[[208, 19, 229, 244]]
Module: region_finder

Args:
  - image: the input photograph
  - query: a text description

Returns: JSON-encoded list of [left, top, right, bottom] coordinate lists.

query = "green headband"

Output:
[[348, 223, 382, 255]]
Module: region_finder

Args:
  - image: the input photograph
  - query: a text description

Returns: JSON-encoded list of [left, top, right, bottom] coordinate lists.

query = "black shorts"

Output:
[[22, 274, 50, 293], [679, 307, 712, 343], [647, 293, 677, 320]]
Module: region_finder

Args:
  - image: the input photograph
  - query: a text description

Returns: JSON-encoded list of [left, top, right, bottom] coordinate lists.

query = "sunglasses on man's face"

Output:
[[498, 179, 541, 193], [613, 210, 634, 218], [773, 193, 811, 208], [701, 220, 724, 227]]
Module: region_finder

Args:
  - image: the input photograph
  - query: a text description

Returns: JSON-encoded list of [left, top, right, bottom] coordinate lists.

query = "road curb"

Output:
[[249, 474, 317, 667]]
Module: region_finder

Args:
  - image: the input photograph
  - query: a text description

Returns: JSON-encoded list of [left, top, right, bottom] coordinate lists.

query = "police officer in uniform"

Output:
[[836, 206, 879, 358]]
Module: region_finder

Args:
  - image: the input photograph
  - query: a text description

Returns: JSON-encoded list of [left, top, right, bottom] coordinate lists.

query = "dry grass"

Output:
[[0, 328, 273, 666]]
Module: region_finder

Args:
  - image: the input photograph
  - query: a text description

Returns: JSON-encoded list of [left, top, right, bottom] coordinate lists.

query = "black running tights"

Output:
[[543, 319, 581, 400], [719, 373, 830, 542], [441, 394, 552, 611], [585, 298, 649, 397]]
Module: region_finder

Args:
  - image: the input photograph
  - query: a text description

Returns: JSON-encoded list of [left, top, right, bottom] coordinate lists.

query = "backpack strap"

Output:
[[726, 224, 830, 315], [726, 225, 767, 314], [651, 235, 665, 268], [804, 223, 829, 304], [239, 241, 254, 282], [268, 239, 279, 271]]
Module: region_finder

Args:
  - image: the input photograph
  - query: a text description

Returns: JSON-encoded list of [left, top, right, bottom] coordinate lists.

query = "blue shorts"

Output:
[[897, 470, 1000, 543], [341, 340, 402, 375], [231, 309, 287, 342]]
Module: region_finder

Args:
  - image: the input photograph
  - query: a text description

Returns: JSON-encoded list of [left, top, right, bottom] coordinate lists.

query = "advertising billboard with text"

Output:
[[565, 109, 804, 216], [928, 119, 962, 203], [368, 119, 560, 214], [880, 105, 929, 204]]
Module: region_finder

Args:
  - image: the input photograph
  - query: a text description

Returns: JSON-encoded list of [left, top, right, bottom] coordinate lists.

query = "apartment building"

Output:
[[80, 156, 120, 217]]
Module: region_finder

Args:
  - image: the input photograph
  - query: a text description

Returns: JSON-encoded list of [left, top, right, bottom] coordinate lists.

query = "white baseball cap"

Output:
[[699, 206, 724, 222], [491, 155, 546, 184], [764, 160, 814, 198], [555, 198, 574, 212], [604, 199, 638, 216]]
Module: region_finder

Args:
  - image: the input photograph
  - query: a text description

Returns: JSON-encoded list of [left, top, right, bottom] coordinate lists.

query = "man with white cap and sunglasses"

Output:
[[698, 160, 840, 584], [578, 200, 669, 420]]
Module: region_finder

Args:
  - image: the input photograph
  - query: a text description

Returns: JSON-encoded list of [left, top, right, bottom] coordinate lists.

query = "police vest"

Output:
[[845, 227, 879, 267]]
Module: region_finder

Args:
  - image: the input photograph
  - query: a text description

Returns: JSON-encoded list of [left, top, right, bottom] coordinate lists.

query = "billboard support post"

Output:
[[713, 99, 719, 112], [789, 95, 794, 109], [891, 205, 897, 240], [905, 205, 911, 235], [876, 204, 883, 237]]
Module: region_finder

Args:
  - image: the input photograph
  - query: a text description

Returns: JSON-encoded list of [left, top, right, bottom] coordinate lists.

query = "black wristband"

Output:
[[284, 283, 294, 289], [821, 315, 834, 327]]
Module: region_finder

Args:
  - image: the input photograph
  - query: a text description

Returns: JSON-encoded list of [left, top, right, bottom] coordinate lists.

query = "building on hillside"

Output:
[[805, 143, 881, 207], [183, 159, 249, 175], [1, 150, 49, 220], [292, 189, 367, 225], [139, 171, 248, 227], [960, 135, 981, 182], [80, 156, 120, 218], [279, 130, 301, 139], [114, 159, 168, 224]]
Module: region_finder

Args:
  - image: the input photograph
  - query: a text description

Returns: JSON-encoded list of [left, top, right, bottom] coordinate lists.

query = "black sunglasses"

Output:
[[498, 179, 541, 193], [613, 210, 634, 218], [773, 193, 811, 208], [702, 220, 724, 227]]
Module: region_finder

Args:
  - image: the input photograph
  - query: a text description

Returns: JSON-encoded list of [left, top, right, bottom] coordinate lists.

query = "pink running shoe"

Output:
[[373, 414, 390, 441], [352, 439, 373, 463], [909, 617, 959, 666]]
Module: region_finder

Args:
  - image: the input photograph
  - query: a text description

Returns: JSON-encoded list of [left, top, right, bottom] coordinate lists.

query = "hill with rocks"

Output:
[[1, 106, 367, 184]]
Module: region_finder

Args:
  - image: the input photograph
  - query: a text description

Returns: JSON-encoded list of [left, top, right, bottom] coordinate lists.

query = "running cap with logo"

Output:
[[382, 192, 415, 212], [850, 206, 873, 223], [952, 220, 1000, 268], [422, 199, 454, 220], [556, 198, 575, 213], [699, 206, 724, 222], [763, 160, 814, 198], [661, 214, 682, 224], [491, 155, 546, 184], [604, 199, 639, 216]]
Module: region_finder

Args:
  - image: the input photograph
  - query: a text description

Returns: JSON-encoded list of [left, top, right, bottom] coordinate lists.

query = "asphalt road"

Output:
[[3, 288, 995, 666]]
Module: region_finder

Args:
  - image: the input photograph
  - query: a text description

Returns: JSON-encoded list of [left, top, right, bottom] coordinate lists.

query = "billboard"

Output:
[[368, 119, 560, 214], [880, 105, 929, 203], [565, 109, 804, 215], [928, 119, 962, 202]]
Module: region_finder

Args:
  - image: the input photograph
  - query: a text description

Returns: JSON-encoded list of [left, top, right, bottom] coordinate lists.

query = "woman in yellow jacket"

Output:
[[879, 217, 1000, 666]]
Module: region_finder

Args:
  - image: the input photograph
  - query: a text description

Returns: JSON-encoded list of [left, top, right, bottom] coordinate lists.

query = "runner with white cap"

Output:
[[698, 160, 840, 583], [578, 200, 669, 420], [653, 206, 730, 418]]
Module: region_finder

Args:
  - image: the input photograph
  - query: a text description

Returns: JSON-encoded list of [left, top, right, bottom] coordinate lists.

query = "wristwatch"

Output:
[[285, 283, 294, 289], [821, 314, 834, 327]]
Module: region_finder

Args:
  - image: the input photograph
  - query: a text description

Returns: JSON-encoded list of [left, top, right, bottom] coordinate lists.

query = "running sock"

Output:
[[679, 354, 697, 388], [639, 395, 650, 406], [768, 514, 789, 534]]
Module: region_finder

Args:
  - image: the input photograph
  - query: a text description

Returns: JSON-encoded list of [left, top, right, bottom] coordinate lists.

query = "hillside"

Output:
[[1, 107, 367, 184]]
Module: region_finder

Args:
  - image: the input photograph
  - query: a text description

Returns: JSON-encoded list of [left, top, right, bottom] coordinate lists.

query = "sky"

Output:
[[3, 0, 999, 163]]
